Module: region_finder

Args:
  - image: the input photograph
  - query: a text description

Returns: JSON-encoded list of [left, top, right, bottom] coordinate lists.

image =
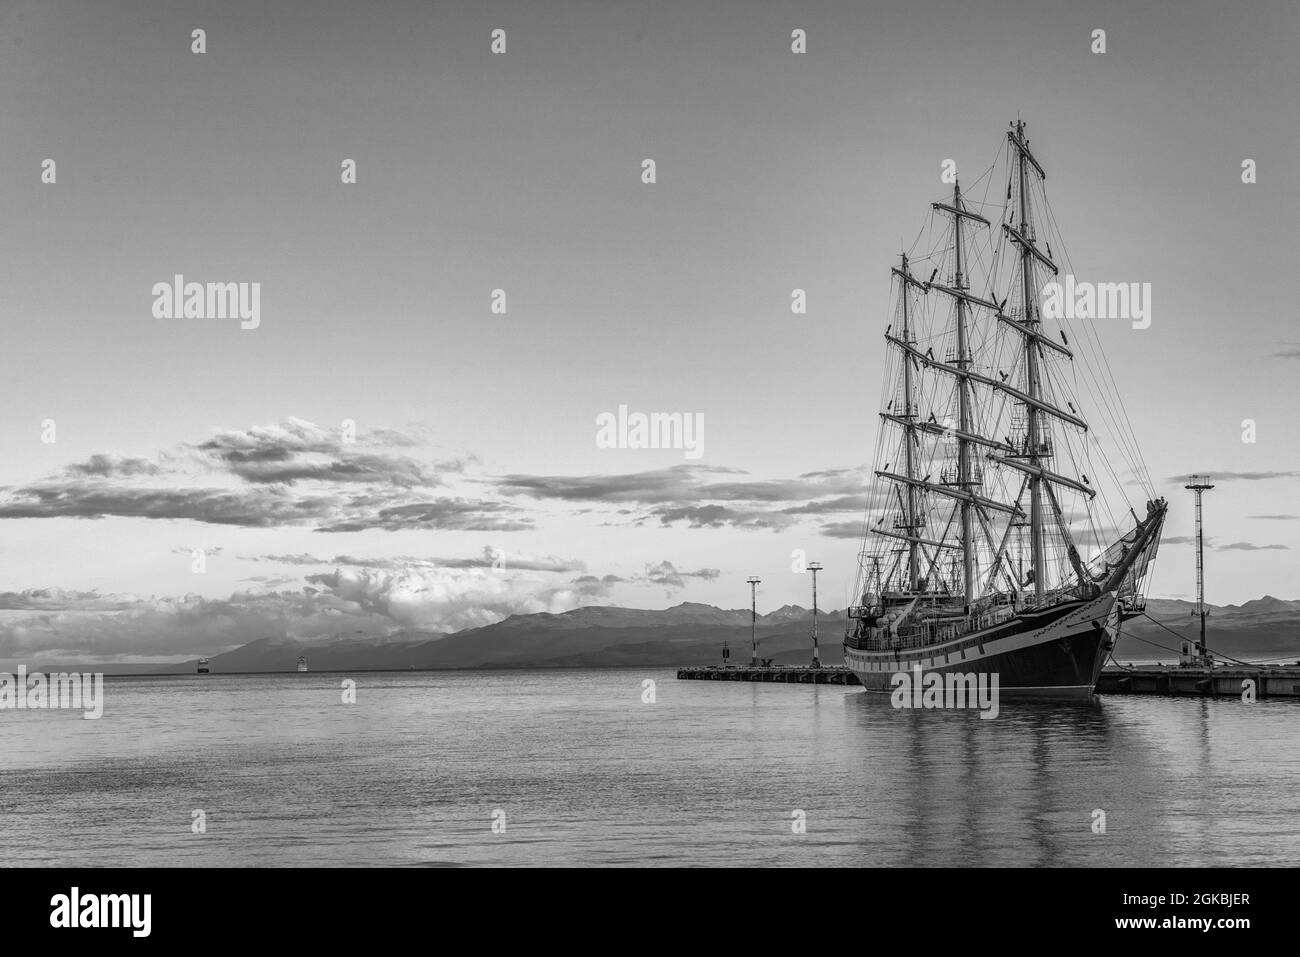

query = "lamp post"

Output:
[[746, 577, 761, 666], [808, 562, 823, 667]]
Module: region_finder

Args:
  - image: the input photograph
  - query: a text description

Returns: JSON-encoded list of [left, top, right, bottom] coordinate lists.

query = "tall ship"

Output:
[[844, 121, 1166, 697]]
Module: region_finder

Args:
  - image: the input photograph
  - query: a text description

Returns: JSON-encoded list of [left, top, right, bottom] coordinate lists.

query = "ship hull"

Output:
[[844, 593, 1118, 699]]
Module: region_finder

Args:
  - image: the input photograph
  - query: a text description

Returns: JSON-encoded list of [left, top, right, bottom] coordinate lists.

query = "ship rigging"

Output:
[[844, 121, 1166, 696]]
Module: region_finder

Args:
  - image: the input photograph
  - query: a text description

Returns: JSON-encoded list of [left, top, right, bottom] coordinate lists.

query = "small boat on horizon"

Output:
[[196, 656, 210, 674], [297, 655, 308, 673]]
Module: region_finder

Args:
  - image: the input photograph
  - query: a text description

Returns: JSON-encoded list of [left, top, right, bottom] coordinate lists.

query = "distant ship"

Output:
[[843, 122, 1166, 698], [297, 655, 308, 673], [196, 656, 210, 674]]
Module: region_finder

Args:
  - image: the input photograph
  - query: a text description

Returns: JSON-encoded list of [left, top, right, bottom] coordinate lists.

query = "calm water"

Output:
[[2, 669, 1297, 866]]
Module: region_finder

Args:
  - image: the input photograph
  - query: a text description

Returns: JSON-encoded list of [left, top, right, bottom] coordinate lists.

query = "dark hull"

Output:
[[845, 593, 1118, 698]]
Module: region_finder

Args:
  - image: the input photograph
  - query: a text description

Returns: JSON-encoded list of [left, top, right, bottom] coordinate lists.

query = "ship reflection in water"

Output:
[[843, 693, 1119, 866], [838, 691, 1276, 867]]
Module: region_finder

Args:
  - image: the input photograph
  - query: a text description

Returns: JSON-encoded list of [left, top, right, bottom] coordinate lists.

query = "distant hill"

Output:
[[1116, 595, 1300, 663], [63, 596, 1300, 675], [146, 603, 845, 673], [148, 633, 444, 674], [396, 605, 846, 670]]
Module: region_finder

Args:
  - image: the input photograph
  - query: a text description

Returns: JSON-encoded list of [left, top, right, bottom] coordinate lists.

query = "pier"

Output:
[[676, 663, 1300, 696], [1096, 665, 1300, 698]]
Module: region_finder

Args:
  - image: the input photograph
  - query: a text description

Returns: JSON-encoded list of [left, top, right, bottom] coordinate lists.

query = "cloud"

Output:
[[302, 565, 613, 633], [640, 561, 720, 590], [195, 418, 460, 486], [0, 562, 623, 659], [317, 500, 533, 532], [779, 495, 877, 515], [820, 521, 866, 539], [494, 465, 742, 504], [1248, 514, 1300, 520], [498, 464, 866, 504], [0, 485, 340, 527], [251, 547, 585, 574], [570, 574, 625, 601], [0, 588, 397, 661], [4, 428, 875, 539], [0, 588, 143, 612], [1161, 535, 1293, 552], [496, 463, 873, 531], [0, 419, 516, 532], [651, 503, 792, 530], [66, 454, 164, 478]]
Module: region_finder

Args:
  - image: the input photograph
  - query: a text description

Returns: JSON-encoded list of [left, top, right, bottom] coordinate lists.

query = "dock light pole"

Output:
[[1185, 475, 1215, 667], [808, 562, 823, 668], [747, 577, 762, 666]]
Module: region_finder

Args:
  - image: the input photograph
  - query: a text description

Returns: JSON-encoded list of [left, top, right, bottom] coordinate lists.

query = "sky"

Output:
[[0, 0, 1296, 663]]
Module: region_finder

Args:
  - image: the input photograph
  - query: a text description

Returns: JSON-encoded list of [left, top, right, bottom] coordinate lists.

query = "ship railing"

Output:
[[864, 623, 964, 652], [856, 600, 1023, 652], [863, 634, 944, 652]]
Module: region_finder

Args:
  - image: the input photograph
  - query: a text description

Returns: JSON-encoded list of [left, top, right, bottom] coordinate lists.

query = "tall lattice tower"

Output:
[[1184, 475, 1215, 666]]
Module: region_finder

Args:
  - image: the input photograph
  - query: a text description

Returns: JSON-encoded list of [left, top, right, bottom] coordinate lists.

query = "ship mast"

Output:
[[898, 254, 920, 590], [926, 183, 987, 601], [1010, 120, 1045, 600], [952, 182, 975, 602]]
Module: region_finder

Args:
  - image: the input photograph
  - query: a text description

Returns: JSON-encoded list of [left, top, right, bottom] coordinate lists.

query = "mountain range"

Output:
[[105, 595, 1300, 674]]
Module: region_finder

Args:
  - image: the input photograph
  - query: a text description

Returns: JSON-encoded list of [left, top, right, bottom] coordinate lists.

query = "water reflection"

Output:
[[839, 693, 1178, 865]]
